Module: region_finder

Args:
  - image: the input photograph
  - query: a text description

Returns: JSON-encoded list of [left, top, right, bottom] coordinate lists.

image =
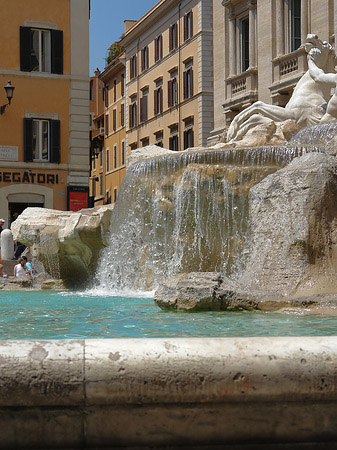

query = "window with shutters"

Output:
[[154, 81, 163, 116], [113, 187, 118, 203], [129, 99, 137, 128], [113, 79, 117, 102], [155, 131, 163, 148], [121, 103, 125, 127], [184, 11, 193, 41], [113, 109, 117, 131], [104, 85, 109, 108], [23, 118, 60, 163], [155, 35, 163, 62], [20, 27, 63, 74], [169, 23, 178, 51], [114, 145, 118, 169], [121, 73, 125, 96], [169, 124, 179, 151], [105, 114, 109, 136], [141, 46, 149, 72], [121, 140, 125, 165], [130, 55, 137, 79], [106, 190, 111, 204], [106, 148, 110, 172], [183, 66, 193, 99], [184, 128, 194, 149], [140, 90, 148, 123], [141, 137, 149, 147], [99, 148, 103, 168], [168, 74, 178, 107]]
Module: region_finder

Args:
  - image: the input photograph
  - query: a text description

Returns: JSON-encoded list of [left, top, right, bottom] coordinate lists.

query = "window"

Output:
[[106, 190, 111, 204], [169, 135, 178, 151], [240, 17, 249, 72], [121, 73, 125, 96], [99, 148, 103, 168], [113, 109, 117, 131], [183, 67, 193, 99], [105, 114, 109, 136], [141, 137, 149, 147], [141, 46, 149, 71], [184, 11, 193, 41], [130, 54, 137, 79], [169, 23, 178, 51], [184, 128, 194, 149], [155, 35, 163, 62], [23, 118, 60, 163], [129, 98, 137, 128], [106, 148, 110, 172], [140, 90, 148, 123], [289, 0, 301, 52], [20, 26, 63, 74], [155, 131, 163, 148], [90, 81, 93, 101], [121, 103, 125, 127], [92, 155, 96, 171], [99, 173, 103, 196], [113, 79, 117, 102], [168, 75, 178, 107], [104, 84, 109, 108], [114, 145, 118, 169], [113, 187, 118, 203], [121, 141, 125, 165], [154, 83, 163, 116]]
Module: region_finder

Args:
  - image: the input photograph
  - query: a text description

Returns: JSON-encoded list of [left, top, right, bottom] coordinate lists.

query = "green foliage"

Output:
[[105, 42, 124, 65]]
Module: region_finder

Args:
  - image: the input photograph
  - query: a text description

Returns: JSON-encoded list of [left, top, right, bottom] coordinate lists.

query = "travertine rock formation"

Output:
[[240, 152, 337, 297], [11, 205, 114, 288]]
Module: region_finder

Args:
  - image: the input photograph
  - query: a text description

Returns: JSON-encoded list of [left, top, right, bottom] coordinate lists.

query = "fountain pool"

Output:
[[1, 290, 337, 340]]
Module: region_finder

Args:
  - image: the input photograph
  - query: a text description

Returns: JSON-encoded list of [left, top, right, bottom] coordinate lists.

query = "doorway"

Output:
[[8, 202, 44, 226]]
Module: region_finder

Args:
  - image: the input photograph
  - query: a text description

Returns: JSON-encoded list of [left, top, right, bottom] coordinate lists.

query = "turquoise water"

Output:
[[0, 290, 337, 340]]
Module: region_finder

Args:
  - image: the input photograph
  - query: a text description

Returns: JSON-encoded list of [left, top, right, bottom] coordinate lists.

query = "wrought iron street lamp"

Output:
[[0, 81, 15, 115]]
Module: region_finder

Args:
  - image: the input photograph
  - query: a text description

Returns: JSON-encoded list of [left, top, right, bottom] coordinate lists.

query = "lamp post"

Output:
[[0, 81, 15, 115]]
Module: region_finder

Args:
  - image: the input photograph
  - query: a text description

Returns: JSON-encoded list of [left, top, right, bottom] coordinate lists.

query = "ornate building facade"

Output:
[[210, 0, 337, 142]]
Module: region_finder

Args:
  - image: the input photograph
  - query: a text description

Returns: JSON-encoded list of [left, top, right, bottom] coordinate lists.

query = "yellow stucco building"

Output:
[[90, 52, 127, 206], [0, 0, 90, 225]]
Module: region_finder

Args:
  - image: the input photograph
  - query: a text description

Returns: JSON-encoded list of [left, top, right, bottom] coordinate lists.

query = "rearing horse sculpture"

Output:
[[227, 35, 337, 143]]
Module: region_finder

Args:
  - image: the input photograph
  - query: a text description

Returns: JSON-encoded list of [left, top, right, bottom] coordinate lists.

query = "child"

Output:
[[0, 264, 8, 278]]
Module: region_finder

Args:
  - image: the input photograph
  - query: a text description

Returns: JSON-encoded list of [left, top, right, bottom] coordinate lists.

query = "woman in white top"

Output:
[[14, 257, 27, 277]]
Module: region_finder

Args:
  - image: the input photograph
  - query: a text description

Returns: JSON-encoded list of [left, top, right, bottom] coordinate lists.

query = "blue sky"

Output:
[[89, 0, 158, 74]]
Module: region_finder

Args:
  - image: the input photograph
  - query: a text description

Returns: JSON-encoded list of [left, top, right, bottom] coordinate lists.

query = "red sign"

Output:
[[68, 191, 89, 211]]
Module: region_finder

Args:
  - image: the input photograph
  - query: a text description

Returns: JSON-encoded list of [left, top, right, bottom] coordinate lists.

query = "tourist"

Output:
[[0, 219, 4, 234], [0, 264, 8, 278], [22, 256, 32, 274], [14, 257, 27, 277]]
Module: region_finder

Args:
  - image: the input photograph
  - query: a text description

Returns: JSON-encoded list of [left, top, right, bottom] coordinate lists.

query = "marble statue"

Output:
[[227, 35, 337, 143]]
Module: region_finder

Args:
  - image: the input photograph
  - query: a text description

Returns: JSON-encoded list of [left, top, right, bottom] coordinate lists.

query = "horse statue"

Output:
[[227, 35, 337, 143]]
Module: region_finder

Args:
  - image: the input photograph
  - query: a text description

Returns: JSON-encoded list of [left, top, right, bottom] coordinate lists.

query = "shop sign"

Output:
[[67, 186, 89, 211], [0, 171, 59, 184], [0, 146, 18, 161]]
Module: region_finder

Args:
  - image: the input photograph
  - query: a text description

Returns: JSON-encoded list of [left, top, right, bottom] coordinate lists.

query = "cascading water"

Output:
[[96, 146, 320, 292], [290, 122, 337, 146]]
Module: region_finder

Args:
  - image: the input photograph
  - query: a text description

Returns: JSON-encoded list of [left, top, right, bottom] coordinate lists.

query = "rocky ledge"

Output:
[[0, 274, 65, 291], [154, 272, 337, 313]]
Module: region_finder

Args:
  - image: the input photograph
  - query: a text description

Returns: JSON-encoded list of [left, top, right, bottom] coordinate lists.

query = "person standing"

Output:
[[14, 258, 27, 277], [0, 219, 5, 234]]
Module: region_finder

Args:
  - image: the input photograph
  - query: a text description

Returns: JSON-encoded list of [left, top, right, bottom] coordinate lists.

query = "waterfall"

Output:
[[290, 122, 337, 146], [96, 146, 319, 292]]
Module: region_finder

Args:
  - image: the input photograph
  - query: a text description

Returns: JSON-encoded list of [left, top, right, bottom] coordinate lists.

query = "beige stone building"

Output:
[[122, 0, 213, 152], [211, 0, 337, 142]]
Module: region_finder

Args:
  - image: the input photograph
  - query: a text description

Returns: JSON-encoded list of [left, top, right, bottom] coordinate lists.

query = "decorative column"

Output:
[[301, 0, 308, 45], [248, 0, 257, 68], [276, 0, 284, 56], [228, 8, 236, 77]]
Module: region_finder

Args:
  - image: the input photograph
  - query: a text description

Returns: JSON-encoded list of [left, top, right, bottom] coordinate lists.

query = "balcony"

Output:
[[270, 47, 307, 106], [223, 68, 258, 122]]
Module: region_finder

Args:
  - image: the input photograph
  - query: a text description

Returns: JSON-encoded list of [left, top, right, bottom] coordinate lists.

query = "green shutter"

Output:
[[23, 118, 33, 162], [51, 30, 63, 74], [20, 27, 32, 72], [50, 120, 61, 163]]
